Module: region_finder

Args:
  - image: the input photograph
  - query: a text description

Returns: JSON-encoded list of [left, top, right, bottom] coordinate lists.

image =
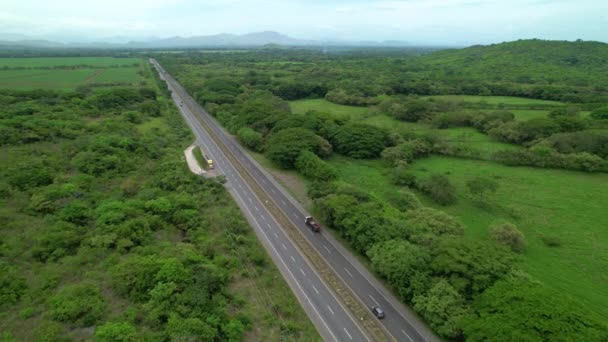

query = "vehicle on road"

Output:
[[304, 216, 321, 232], [371, 306, 385, 319]]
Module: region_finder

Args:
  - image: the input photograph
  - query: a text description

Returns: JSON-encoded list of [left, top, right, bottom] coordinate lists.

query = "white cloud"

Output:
[[0, 0, 606, 44]]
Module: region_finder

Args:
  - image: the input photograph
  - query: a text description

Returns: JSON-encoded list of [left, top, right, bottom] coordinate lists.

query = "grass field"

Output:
[[423, 95, 564, 106], [284, 96, 608, 319], [0, 57, 145, 90], [290, 98, 371, 120], [289, 99, 521, 157], [0, 57, 140, 68], [323, 153, 608, 318]]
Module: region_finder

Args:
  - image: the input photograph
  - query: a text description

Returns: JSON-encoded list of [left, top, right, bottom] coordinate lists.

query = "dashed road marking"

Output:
[[402, 330, 414, 342], [327, 305, 335, 315], [254, 206, 259, 212], [290, 256, 296, 262], [344, 328, 353, 340], [299, 268, 306, 276], [281, 243, 287, 250], [274, 233, 278, 238], [312, 285, 319, 294], [369, 295, 379, 306], [344, 268, 354, 278], [323, 245, 332, 254], [281, 200, 286, 205]]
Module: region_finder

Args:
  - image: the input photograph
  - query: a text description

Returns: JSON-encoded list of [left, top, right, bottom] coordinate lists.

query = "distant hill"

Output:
[[0, 31, 415, 49], [410, 39, 608, 102], [422, 39, 608, 84]]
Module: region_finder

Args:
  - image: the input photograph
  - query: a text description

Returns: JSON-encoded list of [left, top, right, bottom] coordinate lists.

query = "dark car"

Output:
[[371, 306, 385, 319]]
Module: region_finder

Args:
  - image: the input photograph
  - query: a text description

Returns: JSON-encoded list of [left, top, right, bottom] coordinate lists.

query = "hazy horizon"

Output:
[[1, 0, 607, 45]]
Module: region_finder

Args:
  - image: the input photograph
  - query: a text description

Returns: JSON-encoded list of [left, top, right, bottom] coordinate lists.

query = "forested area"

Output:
[[0, 61, 317, 340], [157, 39, 608, 340]]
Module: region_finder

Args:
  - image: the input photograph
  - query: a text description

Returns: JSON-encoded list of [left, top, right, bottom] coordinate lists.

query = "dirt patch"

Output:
[[85, 69, 106, 83]]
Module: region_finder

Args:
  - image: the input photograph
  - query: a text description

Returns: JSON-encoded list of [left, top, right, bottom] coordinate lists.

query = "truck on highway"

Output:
[[304, 216, 321, 232]]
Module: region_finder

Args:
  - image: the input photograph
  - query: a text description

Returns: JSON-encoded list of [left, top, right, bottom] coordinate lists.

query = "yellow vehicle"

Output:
[[207, 159, 214, 170]]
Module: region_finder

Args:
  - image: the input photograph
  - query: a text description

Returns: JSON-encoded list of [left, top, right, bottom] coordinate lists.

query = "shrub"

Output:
[[466, 177, 499, 204], [490, 222, 527, 252], [413, 279, 469, 338], [590, 106, 608, 120], [295, 150, 337, 181], [328, 123, 388, 159], [541, 235, 562, 247], [419, 174, 457, 205], [49, 284, 106, 326], [390, 165, 417, 186], [264, 128, 329, 168], [387, 190, 422, 211], [94, 322, 137, 342], [237, 127, 264, 152]]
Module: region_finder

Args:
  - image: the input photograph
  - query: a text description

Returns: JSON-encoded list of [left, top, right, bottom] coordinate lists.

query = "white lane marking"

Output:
[[299, 268, 306, 276], [327, 305, 335, 315], [254, 206, 259, 212], [260, 214, 265, 221], [267, 224, 272, 229], [344, 268, 354, 278], [402, 330, 414, 342], [230, 190, 339, 342], [292, 212, 298, 218], [323, 245, 332, 254], [281, 200, 286, 205], [237, 183, 242, 189], [274, 233, 278, 238], [281, 243, 287, 250], [369, 295, 380, 306], [312, 285, 320, 294], [344, 328, 353, 340], [290, 256, 296, 262], [271, 189, 276, 194], [248, 197, 252, 203]]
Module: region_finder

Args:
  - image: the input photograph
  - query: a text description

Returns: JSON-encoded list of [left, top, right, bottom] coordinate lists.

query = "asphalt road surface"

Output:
[[150, 59, 438, 342]]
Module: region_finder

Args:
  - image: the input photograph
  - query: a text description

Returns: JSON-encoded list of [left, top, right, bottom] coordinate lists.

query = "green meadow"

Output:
[[287, 96, 608, 318], [0, 57, 145, 90]]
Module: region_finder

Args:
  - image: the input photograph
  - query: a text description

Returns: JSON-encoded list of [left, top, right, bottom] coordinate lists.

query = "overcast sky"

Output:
[[1, 0, 607, 45]]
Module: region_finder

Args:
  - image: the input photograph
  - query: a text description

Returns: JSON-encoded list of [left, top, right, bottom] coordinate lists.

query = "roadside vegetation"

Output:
[[158, 39, 608, 340], [0, 57, 318, 341]]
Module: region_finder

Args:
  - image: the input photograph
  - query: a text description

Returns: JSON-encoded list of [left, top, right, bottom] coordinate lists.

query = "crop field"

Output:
[[0, 57, 140, 68], [0, 57, 145, 90]]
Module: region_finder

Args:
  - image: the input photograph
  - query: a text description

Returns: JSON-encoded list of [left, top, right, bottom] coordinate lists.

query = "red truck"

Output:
[[305, 216, 321, 232]]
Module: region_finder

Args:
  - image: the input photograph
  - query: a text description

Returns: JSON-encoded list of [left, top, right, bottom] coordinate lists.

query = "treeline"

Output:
[[0, 83, 314, 339], [306, 179, 607, 340], [377, 96, 608, 172], [156, 39, 608, 109]]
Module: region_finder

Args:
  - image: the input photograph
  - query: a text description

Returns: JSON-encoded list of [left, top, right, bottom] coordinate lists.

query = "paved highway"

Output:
[[151, 59, 437, 342]]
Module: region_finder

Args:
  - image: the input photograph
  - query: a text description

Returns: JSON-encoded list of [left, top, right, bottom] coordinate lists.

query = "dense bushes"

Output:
[[327, 123, 388, 158], [49, 284, 106, 326], [492, 148, 607, 172], [264, 127, 330, 168], [295, 150, 337, 181], [417, 174, 457, 205], [237, 127, 264, 152]]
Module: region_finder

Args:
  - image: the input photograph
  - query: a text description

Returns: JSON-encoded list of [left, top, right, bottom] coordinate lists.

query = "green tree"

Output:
[[237, 127, 264, 152], [590, 106, 608, 120], [466, 177, 499, 204], [490, 222, 527, 252], [265, 128, 329, 168], [419, 174, 457, 205], [413, 279, 469, 338], [49, 284, 106, 326], [463, 276, 608, 341], [295, 150, 337, 181], [328, 123, 387, 159], [94, 322, 137, 341]]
